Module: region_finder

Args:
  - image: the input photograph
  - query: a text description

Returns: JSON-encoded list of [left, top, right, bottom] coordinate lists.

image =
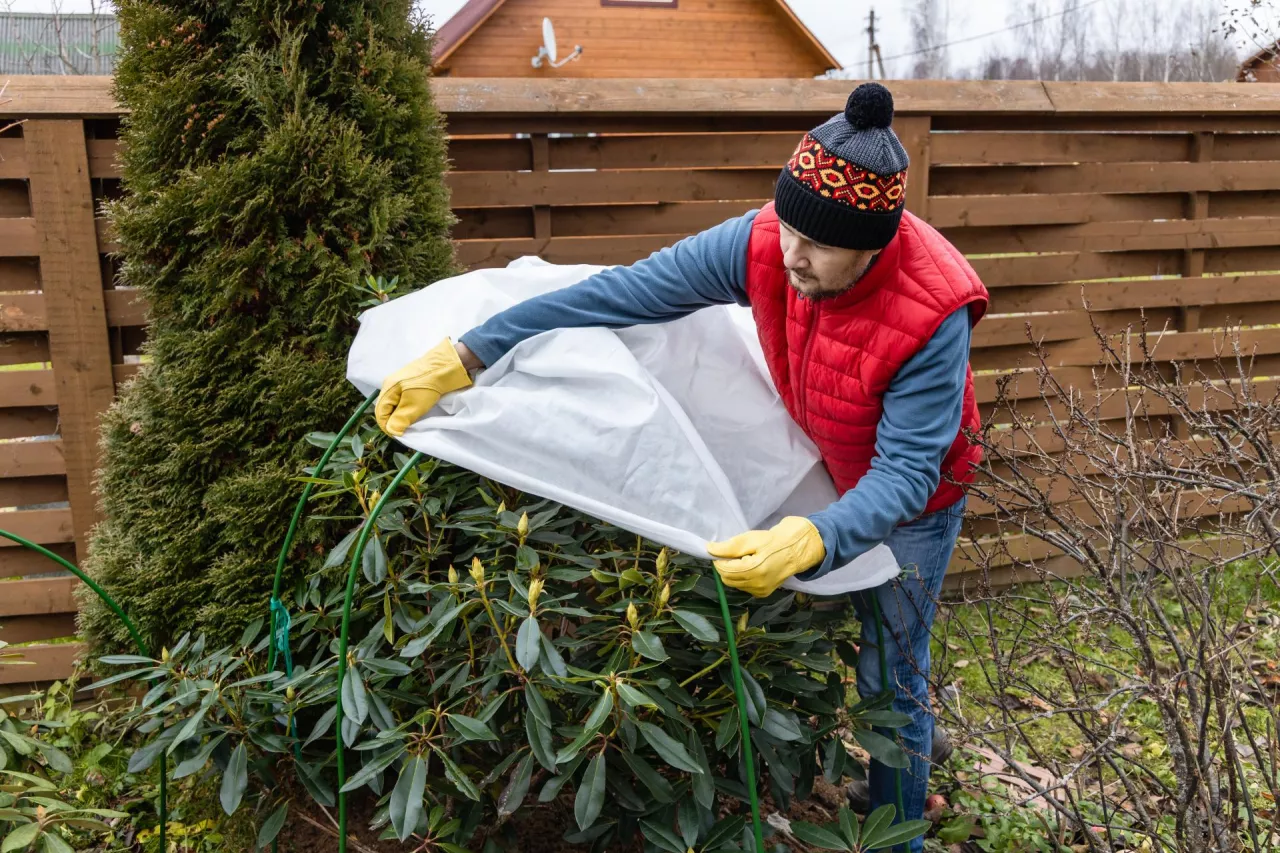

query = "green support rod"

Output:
[[713, 572, 767, 853], [335, 451, 424, 853], [0, 529, 166, 852], [268, 392, 379, 674]]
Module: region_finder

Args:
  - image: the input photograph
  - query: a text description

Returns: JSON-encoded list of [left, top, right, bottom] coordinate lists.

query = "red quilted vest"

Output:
[[745, 203, 988, 515]]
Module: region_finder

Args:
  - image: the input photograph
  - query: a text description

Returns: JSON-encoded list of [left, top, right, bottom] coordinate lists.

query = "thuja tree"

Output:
[[80, 0, 455, 650]]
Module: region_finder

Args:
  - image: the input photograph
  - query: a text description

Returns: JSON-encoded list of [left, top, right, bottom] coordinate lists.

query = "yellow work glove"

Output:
[[375, 337, 473, 437], [707, 516, 826, 598]]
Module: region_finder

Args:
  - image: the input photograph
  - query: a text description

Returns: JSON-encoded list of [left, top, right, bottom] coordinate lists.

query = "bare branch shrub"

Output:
[[937, 312, 1280, 851]]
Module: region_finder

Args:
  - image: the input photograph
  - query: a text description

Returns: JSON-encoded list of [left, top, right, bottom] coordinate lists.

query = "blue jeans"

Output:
[[850, 497, 964, 852]]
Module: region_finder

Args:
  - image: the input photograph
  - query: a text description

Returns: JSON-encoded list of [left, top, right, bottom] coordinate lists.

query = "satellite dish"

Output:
[[532, 17, 582, 69], [543, 17, 558, 63]]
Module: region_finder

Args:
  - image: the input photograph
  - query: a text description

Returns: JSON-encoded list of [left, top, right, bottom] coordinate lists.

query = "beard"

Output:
[[787, 270, 857, 302]]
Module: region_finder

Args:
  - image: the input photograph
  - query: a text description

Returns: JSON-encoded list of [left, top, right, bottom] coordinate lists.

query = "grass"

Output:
[[924, 560, 1280, 850]]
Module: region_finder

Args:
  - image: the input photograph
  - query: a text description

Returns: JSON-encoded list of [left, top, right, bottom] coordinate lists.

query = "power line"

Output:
[[877, 0, 1107, 64]]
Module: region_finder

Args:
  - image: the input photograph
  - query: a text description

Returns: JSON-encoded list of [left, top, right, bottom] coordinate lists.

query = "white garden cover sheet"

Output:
[[347, 257, 899, 595]]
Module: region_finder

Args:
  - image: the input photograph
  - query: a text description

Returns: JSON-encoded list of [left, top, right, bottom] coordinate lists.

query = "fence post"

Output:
[[531, 133, 551, 254], [25, 119, 116, 564], [895, 115, 932, 220], [1174, 131, 1213, 440]]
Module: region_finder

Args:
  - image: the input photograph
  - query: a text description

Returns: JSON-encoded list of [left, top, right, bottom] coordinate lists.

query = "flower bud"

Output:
[[655, 548, 669, 577], [626, 602, 639, 630], [658, 583, 671, 609], [517, 512, 529, 539], [448, 565, 459, 585], [496, 501, 506, 516], [469, 556, 485, 585], [369, 489, 381, 506], [527, 578, 544, 611], [161, 647, 170, 663], [737, 611, 748, 635], [286, 685, 296, 701]]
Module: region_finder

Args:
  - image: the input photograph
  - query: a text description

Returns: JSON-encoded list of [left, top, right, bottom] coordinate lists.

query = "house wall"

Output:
[[437, 0, 832, 78]]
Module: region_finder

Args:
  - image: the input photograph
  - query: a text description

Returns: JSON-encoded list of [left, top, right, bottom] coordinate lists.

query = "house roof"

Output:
[[1238, 41, 1278, 81], [430, 0, 840, 70]]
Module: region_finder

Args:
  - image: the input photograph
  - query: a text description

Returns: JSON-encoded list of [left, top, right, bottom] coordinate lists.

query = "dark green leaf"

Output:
[[689, 733, 715, 811], [340, 746, 406, 793], [631, 630, 668, 662], [526, 713, 557, 772], [574, 752, 606, 831], [638, 817, 685, 853], [97, 654, 155, 666], [449, 714, 499, 742], [516, 617, 541, 671], [516, 545, 540, 573], [617, 682, 658, 711], [305, 705, 337, 747], [36, 742, 72, 775], [856, 711, 914, 729], [390, 755, 428, 842], [858, 804, 894, 843], [498, 754, 535, 818], [854, 729, 909, 769], [540, 633, 568, 677], [341, 671, 369, 726], [637, 722, 702, 774], [702, 815, 745, 850], [127, 738, 167, 774], [325, 527, 360, 569], [172, 733, 227, 779], [671, 610, 720, 643], [790, 822, 851, 851], [762, 708, 804, 742], [617, 750, 674, 803], [435, 749, 481, 801], [525, 686, 552, 727], [864, 819, 933, 850], [296, 760, 335, 808], [839, 806, 859, 848], [678, 797, 700, 848], [219, 742, 248, 816], [584, 689, 614, 731], [748, 592, 795, 627], [739, 669, 766, 726], [257, 802, 289, 848], [362, 534, 388, 585]]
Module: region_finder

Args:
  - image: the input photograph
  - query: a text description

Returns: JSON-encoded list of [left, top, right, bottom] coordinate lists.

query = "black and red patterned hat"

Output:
[[774, 82, 909, 251]]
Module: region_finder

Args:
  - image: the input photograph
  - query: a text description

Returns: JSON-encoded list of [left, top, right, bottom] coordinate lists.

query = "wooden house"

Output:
[[432, 0, 838, 78], [1239, 43, 1280, 82]]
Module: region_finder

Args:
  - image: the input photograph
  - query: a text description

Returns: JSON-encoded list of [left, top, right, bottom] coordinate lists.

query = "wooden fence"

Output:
[[3, 76, 1280, 683]]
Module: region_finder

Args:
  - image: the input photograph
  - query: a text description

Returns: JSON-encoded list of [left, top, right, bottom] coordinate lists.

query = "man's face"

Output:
[[778, 219, 877, 302]]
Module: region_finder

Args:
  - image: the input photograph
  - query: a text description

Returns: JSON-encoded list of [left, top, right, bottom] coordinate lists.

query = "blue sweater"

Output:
[[460, 211, 971, 579]]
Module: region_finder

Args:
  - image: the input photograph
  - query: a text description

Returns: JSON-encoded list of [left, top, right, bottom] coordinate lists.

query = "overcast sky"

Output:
[[6, 0, 1276, 76]]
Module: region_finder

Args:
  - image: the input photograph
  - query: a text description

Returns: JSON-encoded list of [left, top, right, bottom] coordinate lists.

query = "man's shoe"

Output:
[[845, 728, 955, 815], [932, 725, 954, 767], [846, 778, 870, 814]]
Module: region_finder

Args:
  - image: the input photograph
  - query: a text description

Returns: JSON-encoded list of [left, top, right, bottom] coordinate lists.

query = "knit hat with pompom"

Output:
[[774, 82, 909, 251]]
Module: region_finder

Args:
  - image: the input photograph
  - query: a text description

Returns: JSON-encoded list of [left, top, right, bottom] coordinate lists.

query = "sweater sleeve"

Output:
[[458, 211, 757, 367], [801, 307, 972, 579]]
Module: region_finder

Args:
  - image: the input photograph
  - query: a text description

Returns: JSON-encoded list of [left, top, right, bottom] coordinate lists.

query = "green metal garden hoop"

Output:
[[0, 529, 167, 852]]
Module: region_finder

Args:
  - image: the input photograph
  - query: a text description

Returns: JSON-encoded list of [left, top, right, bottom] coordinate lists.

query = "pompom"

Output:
[[844, 83, 894, 130]]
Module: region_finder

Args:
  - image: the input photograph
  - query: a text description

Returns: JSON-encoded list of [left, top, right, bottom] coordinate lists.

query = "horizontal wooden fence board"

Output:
[[989, 274, 1280, 314], [0, 442, 66, 478], [929, 131, 1196, 166], [0, 544, 77, 579], [447, 168, 777, 208], [0, 643, 82, 685], [0, 218, 38, 257], [0, 576, 77, 617], [0, 411, 59, 441], [0, 613, 78, 645], [928, 192, 1186, 229], [932, 160, 1280, 197], [0, 139, 24, 179], [0, 370, 56, 407]]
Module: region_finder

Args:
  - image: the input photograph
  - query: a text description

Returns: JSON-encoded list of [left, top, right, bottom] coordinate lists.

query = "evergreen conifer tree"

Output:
[[80, 0, 455, 649]]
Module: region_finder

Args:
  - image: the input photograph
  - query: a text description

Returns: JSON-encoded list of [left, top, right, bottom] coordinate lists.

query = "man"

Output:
[[375, 83, 987, 843]]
